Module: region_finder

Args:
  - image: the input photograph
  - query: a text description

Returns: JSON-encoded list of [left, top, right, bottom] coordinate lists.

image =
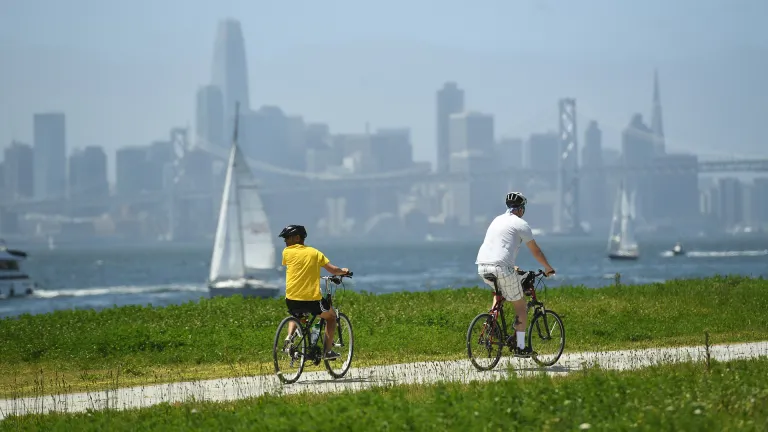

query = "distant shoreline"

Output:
[[6, 230, 767, 253]]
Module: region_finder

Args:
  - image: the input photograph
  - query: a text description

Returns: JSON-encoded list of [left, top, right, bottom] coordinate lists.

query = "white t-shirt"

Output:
[[475, 211, 535, 267]]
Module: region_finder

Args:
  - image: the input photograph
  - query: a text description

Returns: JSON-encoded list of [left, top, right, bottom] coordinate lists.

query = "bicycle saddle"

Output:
[[483, 273, 498, 282]]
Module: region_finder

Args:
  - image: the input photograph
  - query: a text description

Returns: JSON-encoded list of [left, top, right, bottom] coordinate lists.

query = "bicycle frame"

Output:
[[289, 313, 326, 365], [487, 269, 548, 346], [488, 293, 511, 344], [525, 275, 547, 315], [285, 275, 350, 364]]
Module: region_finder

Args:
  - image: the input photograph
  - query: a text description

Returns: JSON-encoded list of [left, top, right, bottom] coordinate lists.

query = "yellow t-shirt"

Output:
[[282, 244, 330, 301]]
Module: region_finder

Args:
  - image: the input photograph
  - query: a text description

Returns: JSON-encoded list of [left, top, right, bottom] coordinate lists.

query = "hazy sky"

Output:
[[2, 0, 767, 179]]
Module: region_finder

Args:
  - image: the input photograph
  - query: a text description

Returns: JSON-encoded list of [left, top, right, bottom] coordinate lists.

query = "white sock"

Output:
[[517, 331, 526, 349]]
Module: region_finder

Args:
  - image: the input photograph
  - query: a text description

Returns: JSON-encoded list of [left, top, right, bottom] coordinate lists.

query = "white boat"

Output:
[[207, 104, 280, 299], [607, 182, 639, 261], [671, 242, 685, 256], [0, 240, 36, 298]]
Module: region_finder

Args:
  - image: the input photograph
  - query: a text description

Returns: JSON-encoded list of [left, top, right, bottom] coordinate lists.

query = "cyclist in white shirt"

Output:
[[475, 191, 556, 357]]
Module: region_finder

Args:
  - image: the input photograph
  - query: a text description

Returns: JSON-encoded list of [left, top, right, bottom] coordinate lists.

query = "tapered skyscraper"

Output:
[[196, 85, 225, 147], [211, 19, 250, 138], [650, 69, 665, 155]]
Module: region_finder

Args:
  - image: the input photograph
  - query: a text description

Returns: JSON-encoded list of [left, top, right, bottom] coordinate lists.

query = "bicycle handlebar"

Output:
[[515, 268, 550, 277], [322, 272, 353, 285]]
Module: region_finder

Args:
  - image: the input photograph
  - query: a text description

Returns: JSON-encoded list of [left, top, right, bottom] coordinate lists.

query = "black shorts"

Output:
[[286, 298, 331, 316]]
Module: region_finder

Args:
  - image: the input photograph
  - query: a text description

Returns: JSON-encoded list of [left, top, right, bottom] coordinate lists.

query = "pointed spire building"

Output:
[[650, 69, 665, 155]]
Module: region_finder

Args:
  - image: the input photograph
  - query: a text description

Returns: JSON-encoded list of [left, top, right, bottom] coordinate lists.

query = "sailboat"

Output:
[[607, 182, 639, 260], [208, 103, 280, 298]]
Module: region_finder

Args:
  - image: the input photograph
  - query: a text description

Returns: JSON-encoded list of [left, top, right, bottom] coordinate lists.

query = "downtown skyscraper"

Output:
[[436, 82, 465, 173], [210, 18, 251, 140], [650, 69, 665, 155], [196, 85, 225, 147], [33, 112, 67, 199]]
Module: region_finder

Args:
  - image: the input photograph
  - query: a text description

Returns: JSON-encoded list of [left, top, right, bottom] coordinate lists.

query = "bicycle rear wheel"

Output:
[[527, 309, 565, 367], [467, 313, 503, 371], [273, 316, 306, 384], [324, 312, 354, 379]]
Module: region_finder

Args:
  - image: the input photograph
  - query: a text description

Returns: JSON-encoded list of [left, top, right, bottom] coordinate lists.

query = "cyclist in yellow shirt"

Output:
[[279, 224, 351, 360]]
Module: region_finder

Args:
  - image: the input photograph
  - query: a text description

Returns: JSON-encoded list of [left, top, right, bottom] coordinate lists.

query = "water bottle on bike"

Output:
[[310, 322, 321, 345]]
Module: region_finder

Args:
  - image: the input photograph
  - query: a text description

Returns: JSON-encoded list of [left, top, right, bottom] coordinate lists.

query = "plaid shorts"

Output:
[[477, 264, 524, 301]]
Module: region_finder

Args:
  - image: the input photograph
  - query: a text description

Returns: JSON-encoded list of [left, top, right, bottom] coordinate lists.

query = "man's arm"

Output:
[[323, 263, 350, 276], [526, 240, 555, 276]]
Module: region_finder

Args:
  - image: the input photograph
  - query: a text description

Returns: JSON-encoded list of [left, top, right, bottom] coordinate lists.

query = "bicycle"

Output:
[[467, 268, 565, 370], [272, 272, 355, 384]]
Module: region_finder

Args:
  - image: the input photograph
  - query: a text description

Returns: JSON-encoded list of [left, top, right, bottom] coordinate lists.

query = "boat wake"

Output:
[[32, 284, 209, 299], [600, 273, 666, 284], [660, 249, 768, 258]]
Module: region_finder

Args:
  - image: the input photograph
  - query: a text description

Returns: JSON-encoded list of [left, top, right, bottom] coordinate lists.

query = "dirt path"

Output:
[[1, 341, 766, 420]]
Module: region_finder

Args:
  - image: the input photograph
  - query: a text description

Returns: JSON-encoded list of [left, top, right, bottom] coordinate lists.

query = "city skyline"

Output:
[[2, 16, 765, 215], [1, 6, 767, 245], [2, 2, 768, 177], [4, 68, 765, 184]]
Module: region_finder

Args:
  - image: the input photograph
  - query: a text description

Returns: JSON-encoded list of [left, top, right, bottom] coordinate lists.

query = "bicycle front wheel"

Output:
[[324, 312, 354, 379], [527, 309, 565, 367], [273, 316, 306, 384], [467, 313, 503, 371]]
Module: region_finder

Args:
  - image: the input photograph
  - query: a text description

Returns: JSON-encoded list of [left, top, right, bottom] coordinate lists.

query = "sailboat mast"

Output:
[[230, 102, 248, 277]]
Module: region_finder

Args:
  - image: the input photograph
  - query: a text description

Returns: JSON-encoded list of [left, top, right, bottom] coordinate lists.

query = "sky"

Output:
[[1, 0, 767, 180]]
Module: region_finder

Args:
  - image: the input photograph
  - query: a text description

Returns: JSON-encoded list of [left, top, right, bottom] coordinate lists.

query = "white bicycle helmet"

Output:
[[505, 192, 528, 208]]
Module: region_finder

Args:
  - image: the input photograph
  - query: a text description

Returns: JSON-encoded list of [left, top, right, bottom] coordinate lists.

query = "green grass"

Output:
[[5, 357, 768, 431], [1, 275, 767, 398]]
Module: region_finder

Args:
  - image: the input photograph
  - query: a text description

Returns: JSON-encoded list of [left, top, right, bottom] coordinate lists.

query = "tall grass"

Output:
[[1, 275, 766, 397]]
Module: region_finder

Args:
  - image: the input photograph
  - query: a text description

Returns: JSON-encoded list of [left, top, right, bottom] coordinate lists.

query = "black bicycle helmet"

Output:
[[278, 224, 307, 239], [505, 191, 528, 208]]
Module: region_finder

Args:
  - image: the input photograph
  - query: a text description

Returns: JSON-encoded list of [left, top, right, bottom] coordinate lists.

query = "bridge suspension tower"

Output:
[[556, 98, 584, 234], [165, 127, 192, 241]]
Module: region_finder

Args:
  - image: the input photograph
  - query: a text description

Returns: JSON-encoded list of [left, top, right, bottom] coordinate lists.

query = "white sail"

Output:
[[628, 190, 637, 220], [208, 117, 276, 284], [607, 183, 623, 254], [622, 191, 638, 250], [234, 146, 276, 271], [607, 182, 638, 257], [209, 144, 244, 282]]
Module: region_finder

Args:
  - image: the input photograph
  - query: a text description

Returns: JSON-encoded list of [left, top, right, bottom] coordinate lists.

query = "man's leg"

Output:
[[500, 271, 529, 352], [512, 298, 528, 348], [319, 308, 337, 355], [285, 300, 297, 341], [287, 320, 296, 338], [282, 319, 298, 353]]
